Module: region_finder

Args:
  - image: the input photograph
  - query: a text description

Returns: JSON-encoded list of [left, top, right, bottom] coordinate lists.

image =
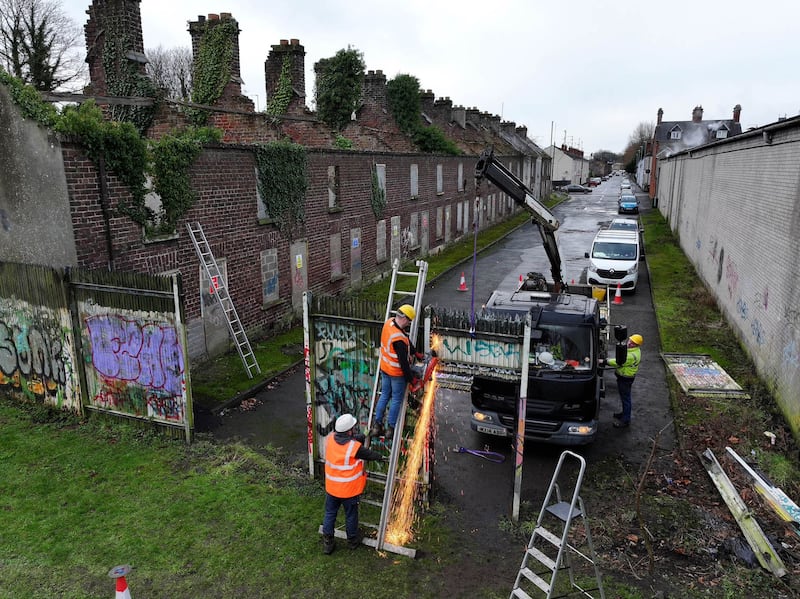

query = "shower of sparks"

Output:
[[385, 371, 438, 546]]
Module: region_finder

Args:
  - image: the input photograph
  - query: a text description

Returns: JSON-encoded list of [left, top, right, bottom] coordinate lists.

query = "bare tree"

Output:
[[0, 0, 85, 91], [627, 121, 654, 148], [145, 45, 192, 100]]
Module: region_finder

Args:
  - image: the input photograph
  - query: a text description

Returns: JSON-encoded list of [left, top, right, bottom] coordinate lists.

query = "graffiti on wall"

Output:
[[83, 313, 186, 422], [0, 299, 78, 410], [312, 318, 378, 444]]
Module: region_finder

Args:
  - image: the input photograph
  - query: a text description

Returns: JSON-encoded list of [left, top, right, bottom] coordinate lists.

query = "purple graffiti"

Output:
[[85, 315, 184, 396]]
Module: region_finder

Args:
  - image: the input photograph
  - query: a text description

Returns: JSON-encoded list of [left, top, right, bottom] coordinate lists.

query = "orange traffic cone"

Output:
[[109, 565, 132, 599], [457, 272, 468, 292], [519, 274, 523, 286], [612, 283, 624, 305]]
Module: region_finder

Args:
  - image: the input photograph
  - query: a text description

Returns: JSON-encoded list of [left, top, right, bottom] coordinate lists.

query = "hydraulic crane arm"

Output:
[[475, 148, 565, 289]]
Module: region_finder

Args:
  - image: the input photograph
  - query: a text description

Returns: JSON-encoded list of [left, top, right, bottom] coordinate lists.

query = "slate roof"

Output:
[[654, 118, 742, 158]]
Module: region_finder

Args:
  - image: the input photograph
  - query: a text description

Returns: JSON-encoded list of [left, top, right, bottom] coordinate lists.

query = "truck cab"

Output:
[[470, 276, 607, 445]]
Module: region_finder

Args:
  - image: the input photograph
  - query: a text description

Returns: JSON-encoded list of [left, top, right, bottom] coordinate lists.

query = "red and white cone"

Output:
[[612, 283, 624, 305], [457, 271, 468, 292], [108, 565, 132, 599]]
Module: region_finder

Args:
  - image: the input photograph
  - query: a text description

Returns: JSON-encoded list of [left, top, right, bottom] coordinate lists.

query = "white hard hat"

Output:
[[335, 413, 358, 433], [538, 351, 555, 365]]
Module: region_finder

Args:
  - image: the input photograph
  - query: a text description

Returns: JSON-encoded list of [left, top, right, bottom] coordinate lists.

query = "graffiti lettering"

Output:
[[750, 318, 765, 346], [85, 315, 184, 396], [441, 337, 520, 361], [0, 320, 68, 386], [314, 320, 369, 343], [736, 297, 748, 320]]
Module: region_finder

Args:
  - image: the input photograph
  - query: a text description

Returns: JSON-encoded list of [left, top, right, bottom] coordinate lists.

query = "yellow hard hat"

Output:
[[629, 334, 643, 346], [397, 305, 416, 320]]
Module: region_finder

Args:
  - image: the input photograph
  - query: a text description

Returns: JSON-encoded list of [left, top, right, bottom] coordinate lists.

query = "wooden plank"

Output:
[[699, 448, 786, 578], [726, 446, 800, 533]]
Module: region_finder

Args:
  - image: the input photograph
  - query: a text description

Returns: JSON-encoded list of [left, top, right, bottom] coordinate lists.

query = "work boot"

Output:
[[322, 534, 335, 555], [613, 420, 630, 429], [613, 412, 623, 419], [370, 421, 384, 437], [385, 426, 395, 441], [347, 530, 364, 550]]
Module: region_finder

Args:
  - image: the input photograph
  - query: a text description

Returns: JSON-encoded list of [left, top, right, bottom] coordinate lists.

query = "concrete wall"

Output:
[[0, 86, 77, 267], [655, 118, 800, 436]]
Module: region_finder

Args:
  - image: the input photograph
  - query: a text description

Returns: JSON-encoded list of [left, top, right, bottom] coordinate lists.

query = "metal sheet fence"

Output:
[[0, 261, 192, 438]]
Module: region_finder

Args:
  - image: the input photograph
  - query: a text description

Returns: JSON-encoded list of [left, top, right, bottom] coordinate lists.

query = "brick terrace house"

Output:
[[1, 0, 552, 361]]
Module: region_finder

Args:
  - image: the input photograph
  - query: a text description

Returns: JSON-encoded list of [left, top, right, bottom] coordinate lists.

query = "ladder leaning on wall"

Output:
[[186, 222, 261, 379]]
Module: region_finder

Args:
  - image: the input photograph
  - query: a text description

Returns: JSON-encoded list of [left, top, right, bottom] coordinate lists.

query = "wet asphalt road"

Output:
[[207, 176, 675, 538]]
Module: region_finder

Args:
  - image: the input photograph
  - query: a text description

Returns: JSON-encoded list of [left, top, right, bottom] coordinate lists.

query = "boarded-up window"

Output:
[[376, 163, 386, 194], [436, 206, 443, 239], [410, 164, 419, 199], [457, 163, 464, 191], [328, 166, 340, 209], [436, 164, 443, 194]]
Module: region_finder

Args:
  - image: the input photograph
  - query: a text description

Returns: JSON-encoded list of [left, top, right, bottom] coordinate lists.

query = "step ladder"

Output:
[[365, 258, 428, 554], [510, 450, 605, 599], [186, 222, 261, 379]]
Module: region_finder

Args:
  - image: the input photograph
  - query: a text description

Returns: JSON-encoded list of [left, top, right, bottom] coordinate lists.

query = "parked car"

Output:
[[564, 184, 592, 194], [618, 193, 640, 214], [607, 217, 639, 231], [585, 229, 640, 292], [588, 177, 602, 187], [620, 180, 632, 190]]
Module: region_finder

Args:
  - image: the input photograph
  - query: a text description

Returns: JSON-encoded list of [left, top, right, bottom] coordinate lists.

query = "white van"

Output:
[[585, 229, 640, 292]]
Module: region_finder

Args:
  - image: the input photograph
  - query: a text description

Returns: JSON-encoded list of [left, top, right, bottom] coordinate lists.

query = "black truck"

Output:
[[470, 149, 608, 445]]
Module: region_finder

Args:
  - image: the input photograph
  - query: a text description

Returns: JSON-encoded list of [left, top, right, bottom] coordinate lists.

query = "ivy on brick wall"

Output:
[[387, 73, 460, 155], [315, 47, 365, 131], [149, 127, 222, 234], [56, 101, 150, 223], [101, 22, 157, 134], [371, 164, 386, 217], [2, 71, 217, 235], [266, 55, 293, 116], [255, 141, 308, 238], [189, 20, 237, 125]]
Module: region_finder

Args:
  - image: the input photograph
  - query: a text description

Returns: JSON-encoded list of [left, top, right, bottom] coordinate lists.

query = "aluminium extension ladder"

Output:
[[363, 258, 428, 554], [510, 451, 605, 599], [186, 222, 261, 378]]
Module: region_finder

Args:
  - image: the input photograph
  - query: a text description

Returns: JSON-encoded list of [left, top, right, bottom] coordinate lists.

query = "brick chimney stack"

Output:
[[733, 104, 742, 123], [657, 107, 663, 124], [419, 89, 435, 116], [84, 0, 147, 97], [433, 96, 453, 124], [265, 38, 306, 114], [452, 105, 466, 128], [516, 125, 528, 139], [692, 105, 704, 122], [362, 69, 388, 114], [501, 121, 516, 135], [188, 13, 253, 111]]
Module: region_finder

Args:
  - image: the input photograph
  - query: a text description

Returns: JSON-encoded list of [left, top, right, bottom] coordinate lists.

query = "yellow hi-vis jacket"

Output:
[[380, 318, 409, 377], [608, 346, 641, 379], [324, 435, 367, 498]]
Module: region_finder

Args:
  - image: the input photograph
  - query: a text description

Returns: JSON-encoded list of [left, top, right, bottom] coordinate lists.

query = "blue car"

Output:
[[618, 193, 639, 214]]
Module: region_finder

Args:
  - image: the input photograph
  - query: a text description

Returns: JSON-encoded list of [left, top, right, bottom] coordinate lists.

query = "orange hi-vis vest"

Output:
[[380, 318, 409, 377], [325, 435, 367, 498]]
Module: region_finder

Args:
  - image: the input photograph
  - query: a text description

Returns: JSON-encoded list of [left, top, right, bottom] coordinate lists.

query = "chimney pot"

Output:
[[290, 38, 299, 45], [198, 15, 205, 22], [220, 12, 232, 19], [208, 13, 219, 20], [280, 39, 288, 45]]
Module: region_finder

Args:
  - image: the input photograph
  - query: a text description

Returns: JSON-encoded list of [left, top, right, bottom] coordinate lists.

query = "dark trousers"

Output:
[[616, 375, 634, 423], [322, 492, 360, 540]]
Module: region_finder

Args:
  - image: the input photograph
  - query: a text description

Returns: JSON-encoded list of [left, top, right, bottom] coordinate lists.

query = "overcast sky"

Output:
[[64, 0, 800, 155]]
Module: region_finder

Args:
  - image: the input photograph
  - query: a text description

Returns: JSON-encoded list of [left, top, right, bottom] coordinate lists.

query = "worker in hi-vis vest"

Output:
[[607, 333, 643, 428], [321, 413, 384, 554], [371, 304, 422, 439]]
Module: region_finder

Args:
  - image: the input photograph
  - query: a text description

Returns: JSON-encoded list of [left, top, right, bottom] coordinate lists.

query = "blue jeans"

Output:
[[616, 375, 634, 423], [374, 372, 407, 428], [322, 493, 360, 540]]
